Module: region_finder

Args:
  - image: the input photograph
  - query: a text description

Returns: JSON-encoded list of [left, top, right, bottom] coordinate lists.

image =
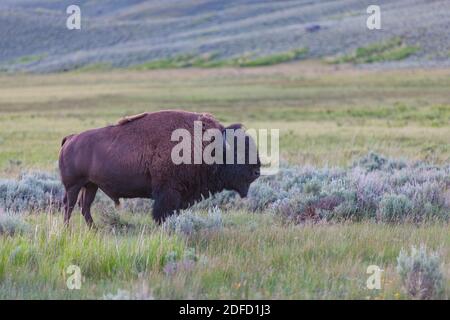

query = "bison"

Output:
[[59, 110, 261, 227]]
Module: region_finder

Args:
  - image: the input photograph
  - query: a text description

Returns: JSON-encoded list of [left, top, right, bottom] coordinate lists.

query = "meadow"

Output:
[[0, 62, 449, 299]]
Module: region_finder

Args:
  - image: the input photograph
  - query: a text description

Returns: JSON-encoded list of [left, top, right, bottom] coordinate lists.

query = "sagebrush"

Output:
[[1, 153, 449, 223], [397, 245, 446, 299]]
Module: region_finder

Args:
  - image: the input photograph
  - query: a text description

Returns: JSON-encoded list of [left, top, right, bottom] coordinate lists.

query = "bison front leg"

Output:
[[152, 188, 181, 224]]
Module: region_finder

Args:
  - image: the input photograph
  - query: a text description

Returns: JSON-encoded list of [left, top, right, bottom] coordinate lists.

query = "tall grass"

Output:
[[0, 214, 185, 297], [0, 213, 448, 299]]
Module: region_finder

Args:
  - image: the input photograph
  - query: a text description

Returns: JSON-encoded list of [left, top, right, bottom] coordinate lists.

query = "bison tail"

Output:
[[78, 187, 85, 209]]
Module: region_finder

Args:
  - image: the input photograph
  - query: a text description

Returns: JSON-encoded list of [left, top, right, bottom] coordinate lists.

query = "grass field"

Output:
[[0, 212, 448, 299], [0, 62, 449, 299], [0, 62, 449, 176]]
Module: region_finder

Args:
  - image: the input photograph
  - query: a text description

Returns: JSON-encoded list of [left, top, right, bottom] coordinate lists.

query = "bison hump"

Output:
[[198, 113, 223, 131], [117, 112, 148, 125]]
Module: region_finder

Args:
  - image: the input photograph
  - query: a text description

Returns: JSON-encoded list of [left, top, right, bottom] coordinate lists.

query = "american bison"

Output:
[[59, 110, 261, 227]]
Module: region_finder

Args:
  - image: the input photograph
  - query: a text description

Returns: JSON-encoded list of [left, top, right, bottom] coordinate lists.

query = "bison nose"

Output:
[[253, 169, 260, 178]]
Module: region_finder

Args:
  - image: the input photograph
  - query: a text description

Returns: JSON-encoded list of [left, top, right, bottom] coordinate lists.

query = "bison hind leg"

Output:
[[152, 188, 181, 224], [80, 183, 98, 229], [64, 184, 84, 226]]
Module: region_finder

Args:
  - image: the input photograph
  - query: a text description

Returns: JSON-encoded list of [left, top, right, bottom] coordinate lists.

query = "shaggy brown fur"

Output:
[[59, 110, 260, 227]]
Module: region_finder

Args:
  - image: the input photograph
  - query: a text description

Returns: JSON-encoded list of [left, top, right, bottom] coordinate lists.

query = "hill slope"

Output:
[[1, 0, 449, 72]]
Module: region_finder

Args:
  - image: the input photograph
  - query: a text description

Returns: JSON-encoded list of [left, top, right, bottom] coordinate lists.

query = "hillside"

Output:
[[0, 0, 450, 72]]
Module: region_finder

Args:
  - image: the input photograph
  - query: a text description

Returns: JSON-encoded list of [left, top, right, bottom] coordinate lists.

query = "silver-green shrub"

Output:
[[1, 153, 449, 223], [163, 248, 198, 275], [191, 190, 241, 211], [378, 194, 413, 223], [397, 245, 445, 299], [164, 207, 223, 236], [353, 151, 406, 172], [253, 154, 449, 223], [103, 282, 154, 300], [0, 214, 30, 236], [0, 171, 63, 213]]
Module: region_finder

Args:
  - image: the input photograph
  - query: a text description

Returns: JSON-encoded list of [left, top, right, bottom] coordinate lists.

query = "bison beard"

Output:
[[58, 110, 260, 228]]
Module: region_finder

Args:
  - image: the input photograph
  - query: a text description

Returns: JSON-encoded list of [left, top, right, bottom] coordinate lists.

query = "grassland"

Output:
[[0, 212, 449, 299], [0, 62, 449, 299], [0, 62, 449, 176]]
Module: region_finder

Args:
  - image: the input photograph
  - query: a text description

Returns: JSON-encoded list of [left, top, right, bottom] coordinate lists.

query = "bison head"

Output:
[[220, 124, 261, 197]]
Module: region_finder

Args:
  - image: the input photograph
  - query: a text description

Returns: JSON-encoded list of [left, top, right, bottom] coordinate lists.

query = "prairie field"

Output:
[[1, 62, 450, 175], [0, 62, 449, 299]]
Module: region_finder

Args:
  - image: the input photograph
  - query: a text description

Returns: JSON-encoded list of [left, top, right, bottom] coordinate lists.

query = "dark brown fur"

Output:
[[59, 110, 260, 227]]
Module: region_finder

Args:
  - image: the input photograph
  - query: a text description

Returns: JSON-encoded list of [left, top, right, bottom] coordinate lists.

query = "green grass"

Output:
[[11, 54, 46, 65], [72, 63, 114, 72], [132, 48, 308, 70], [0, 55, 47, 72], [0, 64, 449, 174], [132, 53, 221, 70], [0, 212, 448, 299], [331, 37, 420, 64], [235, 48, 309, 67]]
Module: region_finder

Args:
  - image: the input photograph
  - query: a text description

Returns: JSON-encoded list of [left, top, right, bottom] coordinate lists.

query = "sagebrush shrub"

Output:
[[164, 207, 223, 236], [378, 194, 413, 223], [0, 214, 30, 236], [259, 155, 449, 223], [330, 194, 359, 221], [247, 180, 286, 212], [0, 171, 63, 213], [354, 151, 406, 172], [163, 248, 198, 275], [191, 190, 241, 211], [1, 153, 449, 224], [99, 208, 135, 232], [103, 281, 154, 300], [397, 245, 445, 299], [303, 179, 322, 195]]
